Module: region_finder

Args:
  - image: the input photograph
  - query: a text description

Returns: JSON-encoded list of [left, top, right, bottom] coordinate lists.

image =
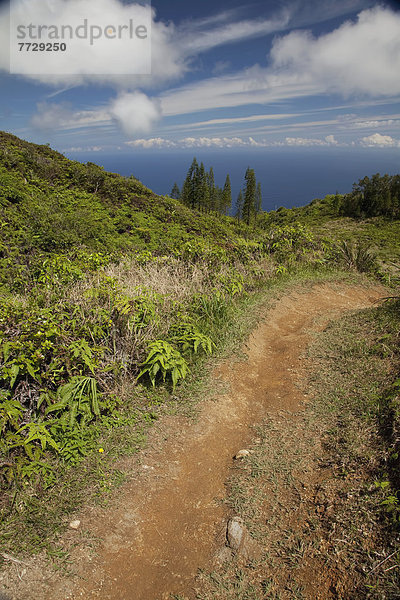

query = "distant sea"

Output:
[[65, 147, 400, 213]]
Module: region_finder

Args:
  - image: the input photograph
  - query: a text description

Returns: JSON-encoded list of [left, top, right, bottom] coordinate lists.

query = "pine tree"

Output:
[[242, 167, 256, 225], [235, 190, 244, 222], [215, 186, 223, 213], [171, 182, 180, 199], [198, 162, 210, 212], [207, 166, 218, 212], [255, 182, 262, 215], [221, 174, 232, 215], [181, 157, 199, 209]]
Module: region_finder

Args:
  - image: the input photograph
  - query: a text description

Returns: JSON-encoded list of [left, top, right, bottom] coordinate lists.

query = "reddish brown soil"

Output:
[[0, 282, 385, 600]]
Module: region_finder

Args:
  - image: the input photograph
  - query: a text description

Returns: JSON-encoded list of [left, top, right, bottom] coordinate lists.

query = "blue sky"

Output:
[[0, 0, 400, 164]]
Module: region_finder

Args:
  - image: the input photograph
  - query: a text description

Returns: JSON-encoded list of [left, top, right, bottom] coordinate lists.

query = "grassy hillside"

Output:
[[0, 131, 398, 595], [260, 193, 400, 278], [0, 131, 268, 294], [0, 132, 287, 506]]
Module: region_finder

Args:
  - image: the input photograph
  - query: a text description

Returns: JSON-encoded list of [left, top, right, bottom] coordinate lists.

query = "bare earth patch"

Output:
[[0, 282, 385, 600]]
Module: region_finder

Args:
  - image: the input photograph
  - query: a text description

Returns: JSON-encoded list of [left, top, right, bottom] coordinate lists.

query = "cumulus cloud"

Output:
[[125, 138, 176, 149], [360, 133, 400, 147], [0, 0, 183, 87], [285, 135, 339, 146], [269, 6, 400, 97], [109, 93, 161, 136], [0, 0, 290, 89], [125, 135, 342, 149], [126, 136, 267, 149], [325, 135, 338, 145]]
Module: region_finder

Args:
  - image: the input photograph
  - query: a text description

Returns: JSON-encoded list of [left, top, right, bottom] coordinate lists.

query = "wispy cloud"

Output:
[[168, 113, 301, 131], [12, 2, 400, 144], [351, 117, 400, 129], [31, 93, 161, 136], [31, 102, 110, 131], [62, 145, 104, 152], [161, 6, 400, 117], [178, 12, 291, 54]]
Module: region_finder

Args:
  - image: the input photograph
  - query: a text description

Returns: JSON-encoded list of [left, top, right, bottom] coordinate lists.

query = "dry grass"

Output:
[[108, 257, 210, 300]]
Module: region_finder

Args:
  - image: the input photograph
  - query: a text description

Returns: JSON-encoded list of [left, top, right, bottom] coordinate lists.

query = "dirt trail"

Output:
[[4, 282, 386, 600]]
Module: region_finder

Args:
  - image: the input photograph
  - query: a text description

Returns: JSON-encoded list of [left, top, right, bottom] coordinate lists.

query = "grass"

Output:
[[190, 294, 400, 600], [312, 217, 400, 282]]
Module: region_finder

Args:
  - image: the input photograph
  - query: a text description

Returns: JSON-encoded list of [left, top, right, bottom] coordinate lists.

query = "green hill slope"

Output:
[[0, 131, 275, 489], [0, 131, 263, 294], [0, 132, 398, 573]]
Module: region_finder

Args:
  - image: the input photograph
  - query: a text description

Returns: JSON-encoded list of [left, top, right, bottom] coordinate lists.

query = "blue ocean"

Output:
[[65, 147, 400, 212]]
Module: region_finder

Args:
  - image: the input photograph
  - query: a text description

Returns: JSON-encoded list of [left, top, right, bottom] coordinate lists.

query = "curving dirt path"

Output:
[[2, 282, 386, 600]]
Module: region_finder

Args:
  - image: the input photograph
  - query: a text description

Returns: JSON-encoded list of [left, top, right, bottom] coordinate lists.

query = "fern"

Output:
[[46, 376, 101, 426], [12, 422, 59, 459], [137, 340, 189, 390]]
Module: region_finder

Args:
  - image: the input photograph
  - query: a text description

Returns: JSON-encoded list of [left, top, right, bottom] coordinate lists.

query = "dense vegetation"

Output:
[[261, 173, 400, 225], [171, 157, 232, 215], [2, 132, 322, 489], [171, 157, 263, 224], [341, 173, 400, 219], [0, 131, 398, 595]]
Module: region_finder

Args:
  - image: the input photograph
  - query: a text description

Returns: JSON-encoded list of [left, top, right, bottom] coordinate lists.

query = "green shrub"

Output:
[[137, 340, 189, 390]]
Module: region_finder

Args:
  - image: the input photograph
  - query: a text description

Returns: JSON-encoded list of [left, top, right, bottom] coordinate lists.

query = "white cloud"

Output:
[[212, 60, 231, 75], [168, 112, 300, 131], [0, 1, 289, 89], [109, 93, 161, 136], [325, 135, 338, 145], [6, 2, 400, 143], [178, 13, 290, 54], [352, 118, 399, 129], [31, 102, 109, 131], [31, 92, 161, 136], [161, 7, 400, 118], [4, 1, 395, 103], [270, 6, 400, 97], [63, 145, 104, 152], [160, 69, 321, 117], [125, 136, 268, 149], [125, 135, 343, 149], [0, 0, 183, 87], [125, 137, 176, 149], [182, 136, 250, 148], [360, 133, 400, 147], [285, 135, 339, 146]]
